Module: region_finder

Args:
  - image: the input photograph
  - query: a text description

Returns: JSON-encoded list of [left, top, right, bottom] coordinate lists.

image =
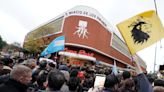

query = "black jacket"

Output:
[[0, 74, 10, 84], [0, 78, 28, 92], [103, 88, 118, 92]]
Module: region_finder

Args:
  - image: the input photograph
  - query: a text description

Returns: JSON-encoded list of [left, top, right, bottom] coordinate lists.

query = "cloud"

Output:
[[0, 11, 28, 44]]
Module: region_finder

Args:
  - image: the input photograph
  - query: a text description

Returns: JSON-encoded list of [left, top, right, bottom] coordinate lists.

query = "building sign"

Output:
[[65, 6, 107, 28], [74, 20, 88, 39], [64, 48, 94, 57]]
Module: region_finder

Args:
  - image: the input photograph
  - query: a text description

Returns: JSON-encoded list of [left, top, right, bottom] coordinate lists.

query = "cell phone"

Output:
[[94, 74, 106, 88]]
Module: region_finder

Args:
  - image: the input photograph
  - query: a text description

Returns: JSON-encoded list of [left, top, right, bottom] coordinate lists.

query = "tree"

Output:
[[23, 26, 54, 54], [0, 35, 7, 50], [23, 37, 45, 54]]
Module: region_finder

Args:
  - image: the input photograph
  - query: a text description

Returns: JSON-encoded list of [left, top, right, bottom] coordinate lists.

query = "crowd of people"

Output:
[[0, 56, 163, 92]]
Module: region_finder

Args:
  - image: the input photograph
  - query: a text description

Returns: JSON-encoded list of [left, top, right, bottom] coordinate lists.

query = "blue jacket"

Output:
[[137, 73, 153, 92]]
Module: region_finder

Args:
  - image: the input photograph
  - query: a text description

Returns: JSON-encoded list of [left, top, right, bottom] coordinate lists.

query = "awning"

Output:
[[59, 51, 96, 61]]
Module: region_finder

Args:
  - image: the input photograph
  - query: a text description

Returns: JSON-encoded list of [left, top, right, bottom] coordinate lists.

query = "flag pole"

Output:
[[154, 0, 163, 49], [153, 43, 157, 73], [153, 0, 158, 73], [153, 0, 158, 15]]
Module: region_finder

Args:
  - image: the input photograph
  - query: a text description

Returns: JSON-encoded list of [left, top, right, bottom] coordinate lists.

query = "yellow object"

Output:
[[117, 10, 164, 55]]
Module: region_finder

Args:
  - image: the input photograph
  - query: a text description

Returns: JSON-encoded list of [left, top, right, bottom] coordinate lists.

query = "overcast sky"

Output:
[[0, 0, 164, 72]]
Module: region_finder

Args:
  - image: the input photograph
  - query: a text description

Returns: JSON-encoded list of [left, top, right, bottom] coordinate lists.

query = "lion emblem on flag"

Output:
[[128, 17, 151, 44]]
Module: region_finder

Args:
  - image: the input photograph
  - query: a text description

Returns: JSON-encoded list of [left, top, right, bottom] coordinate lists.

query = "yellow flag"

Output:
[[117, 10, 164, 55]]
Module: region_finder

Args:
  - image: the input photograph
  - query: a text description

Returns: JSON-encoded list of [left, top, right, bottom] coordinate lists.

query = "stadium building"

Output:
[[24, 6, 147, 72]]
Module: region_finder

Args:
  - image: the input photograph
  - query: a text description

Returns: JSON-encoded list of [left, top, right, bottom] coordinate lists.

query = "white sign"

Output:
[[74, 20, 88, 39], [65, 6, 107, 27]]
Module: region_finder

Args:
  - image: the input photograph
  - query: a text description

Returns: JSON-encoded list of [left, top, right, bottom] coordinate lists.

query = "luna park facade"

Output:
[[24, 6, 147, 72]]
